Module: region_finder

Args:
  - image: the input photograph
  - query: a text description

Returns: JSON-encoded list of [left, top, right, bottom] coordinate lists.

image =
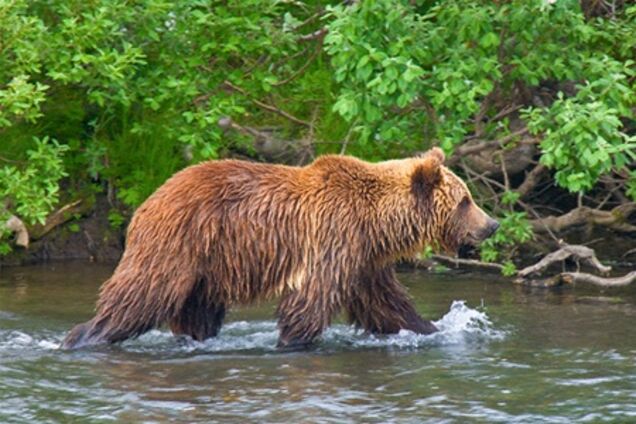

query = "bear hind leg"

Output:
[[169, 280, 225, 341], [169, 303, 225, 341]]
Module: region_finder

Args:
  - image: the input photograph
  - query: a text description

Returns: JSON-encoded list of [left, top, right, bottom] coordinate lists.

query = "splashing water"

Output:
[[345, 300, 506, 349], [0, 300, 504, 355]]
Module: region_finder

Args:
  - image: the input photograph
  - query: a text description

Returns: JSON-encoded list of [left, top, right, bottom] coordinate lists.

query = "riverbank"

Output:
[[1, 195, 124, 267]]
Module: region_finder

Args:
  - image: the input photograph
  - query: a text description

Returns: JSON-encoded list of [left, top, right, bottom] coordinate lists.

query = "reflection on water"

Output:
[[1, 262, 635, 423]]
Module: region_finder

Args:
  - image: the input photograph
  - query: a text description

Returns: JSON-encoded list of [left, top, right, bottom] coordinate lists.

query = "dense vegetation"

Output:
[[1, 0, 635, 271]]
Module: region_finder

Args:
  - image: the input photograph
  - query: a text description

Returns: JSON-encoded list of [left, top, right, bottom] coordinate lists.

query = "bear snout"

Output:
[[484, 218, 499, 239], [474, 217, 499, 241]]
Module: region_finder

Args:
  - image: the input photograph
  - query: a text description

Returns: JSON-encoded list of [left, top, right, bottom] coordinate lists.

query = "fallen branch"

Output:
[[513, 243, 636, 289], [559, 271, 636, 287], [530, 203, 636, 234], [432, 254, 504, 273], [517, 244, 611, 277], [29, 199, 92, 240], [218, 116, 270, 140]]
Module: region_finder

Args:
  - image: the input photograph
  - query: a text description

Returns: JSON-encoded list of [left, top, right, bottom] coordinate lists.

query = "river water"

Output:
[[1, 262, 635, 423]]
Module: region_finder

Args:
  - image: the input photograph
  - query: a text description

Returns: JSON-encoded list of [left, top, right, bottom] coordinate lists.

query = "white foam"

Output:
[[124, 300, 505, 353], [339, 300, 506, 349], [0, 301, 504, 354], [0, 330, 62, 352]]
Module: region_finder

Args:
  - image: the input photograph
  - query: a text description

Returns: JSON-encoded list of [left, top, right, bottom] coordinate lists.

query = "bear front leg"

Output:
[[276, 287, 338, 350], [346, 267, 437, 335]]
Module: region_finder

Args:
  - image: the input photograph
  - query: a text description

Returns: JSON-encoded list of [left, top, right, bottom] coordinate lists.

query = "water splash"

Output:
[[107, 300, 505, 353], [342, 300, 506, 349], [0, 301, 504, 354], [434, 300, 506, 343], [0, 330, 61, 352]]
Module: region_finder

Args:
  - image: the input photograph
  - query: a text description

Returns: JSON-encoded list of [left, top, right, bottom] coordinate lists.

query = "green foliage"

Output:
[[420, 245, 434, 260], [0, 137, 68, 225], [1, 0, 634, 265], [0, 0, 48, 128], [325, 1, 426, 157], [107, 210, 125, 230], [524, 58, 636, 192], [628, 171, 636, 202], [2, 0, 334, 208], [480, 211, 533, 264], [326, 0, 635, 172], [501, 260, 518, 277], [0, 137, 68, 253]]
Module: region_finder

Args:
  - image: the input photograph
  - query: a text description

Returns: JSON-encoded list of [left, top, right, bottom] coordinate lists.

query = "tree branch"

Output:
[[447, 128, 531, 166], [529, 203, 636, 234], [432, 254, 505, 273], [222, 80, 310, 127], [29, 199, 91, 240], [298, 27, 328, 42], [559, 271, 636, 287], [517, 243, 611, 278], [273, 36, 324, 86], [516, 163, 547, 199]]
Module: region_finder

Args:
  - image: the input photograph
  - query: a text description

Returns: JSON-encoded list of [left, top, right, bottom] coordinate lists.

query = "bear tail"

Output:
[[61, 320, 95, 349], [61, 310, 157, 350], [61, 315, 119, 349]]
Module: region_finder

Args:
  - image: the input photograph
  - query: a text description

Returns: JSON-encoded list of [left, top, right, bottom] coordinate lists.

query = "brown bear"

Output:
[[62, 147, 498, 349]]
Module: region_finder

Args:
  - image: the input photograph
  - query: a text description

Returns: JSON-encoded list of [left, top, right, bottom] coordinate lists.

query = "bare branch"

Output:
[[298, 27, 328, 42], [218, 116, 270, 139], [274, 36, 324, 87], [447, 128, 532, 166], [489, 104, 523, 122], [499, 152, 510, 191], [518, 244, 612, 278], [516, 163, 547, 199], [530, 203, 636, 234], [222, 80, 310, 127], [559, 271, 636, 287], [340, 119, 358, 155], [29, 200, 89, 240], [432, 254, 505, 273]]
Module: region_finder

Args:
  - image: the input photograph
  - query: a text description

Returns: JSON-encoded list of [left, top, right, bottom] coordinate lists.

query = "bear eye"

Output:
[[458, 196, 470, 208]]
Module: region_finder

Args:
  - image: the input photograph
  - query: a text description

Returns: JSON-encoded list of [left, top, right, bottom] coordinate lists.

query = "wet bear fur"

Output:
[[63, 148, 498, 349]]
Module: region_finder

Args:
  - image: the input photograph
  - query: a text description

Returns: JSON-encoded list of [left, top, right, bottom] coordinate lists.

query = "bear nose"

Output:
[[486, 218, 500, 237]]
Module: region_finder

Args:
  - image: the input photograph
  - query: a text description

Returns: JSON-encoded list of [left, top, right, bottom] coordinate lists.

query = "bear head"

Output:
[[411, 147, 499, 258]]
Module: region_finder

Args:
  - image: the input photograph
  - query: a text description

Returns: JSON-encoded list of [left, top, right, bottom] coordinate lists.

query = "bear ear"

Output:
[[411, 147, 445, 195]]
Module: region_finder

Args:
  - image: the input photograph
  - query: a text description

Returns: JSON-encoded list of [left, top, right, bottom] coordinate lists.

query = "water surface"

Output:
[[1, 262, 635, 423]]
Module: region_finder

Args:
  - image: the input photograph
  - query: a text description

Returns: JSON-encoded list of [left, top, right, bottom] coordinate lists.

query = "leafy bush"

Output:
[[0, 0, 634, 266]]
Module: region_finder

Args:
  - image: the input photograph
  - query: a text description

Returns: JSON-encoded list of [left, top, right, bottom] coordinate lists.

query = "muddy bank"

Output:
[[1, 196, 124, 267]]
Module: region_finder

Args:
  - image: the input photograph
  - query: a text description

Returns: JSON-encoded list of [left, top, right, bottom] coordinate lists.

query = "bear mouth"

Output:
[[457, 243, 479, 259]]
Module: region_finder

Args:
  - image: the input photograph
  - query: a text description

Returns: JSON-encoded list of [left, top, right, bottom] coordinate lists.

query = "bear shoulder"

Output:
[[302, 155, 423, 203]]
